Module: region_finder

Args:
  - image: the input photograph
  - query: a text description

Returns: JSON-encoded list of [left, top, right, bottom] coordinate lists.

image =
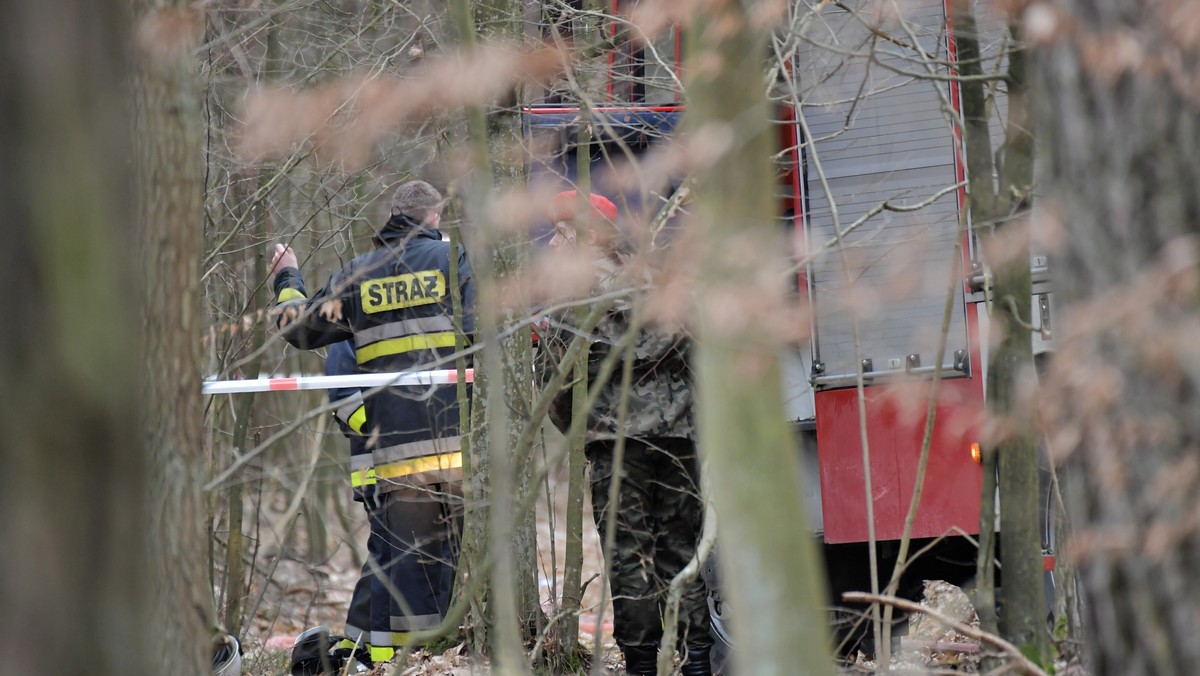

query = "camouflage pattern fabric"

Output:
[[546, 254, 695, 443], [587, 437, 712, 651], [538, 249, 711, 651]]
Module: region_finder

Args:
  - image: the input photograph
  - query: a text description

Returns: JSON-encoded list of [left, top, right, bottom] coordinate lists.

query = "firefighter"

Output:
[[325, 339, 377, 652], [286, 340, 384, 675], [541, 190, 713, 676], [269, 180, 472, 668]]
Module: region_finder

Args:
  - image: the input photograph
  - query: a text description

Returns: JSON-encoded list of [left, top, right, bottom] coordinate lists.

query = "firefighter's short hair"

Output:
[[390, 180, 444, 222]]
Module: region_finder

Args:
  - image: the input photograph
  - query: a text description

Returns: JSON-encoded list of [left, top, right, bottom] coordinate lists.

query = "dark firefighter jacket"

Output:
[[273, 216, 475, 491], [325, 339, 374, 501]]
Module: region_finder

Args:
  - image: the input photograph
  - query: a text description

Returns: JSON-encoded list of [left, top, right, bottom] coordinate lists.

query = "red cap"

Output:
[[549, 190, 618, 223]]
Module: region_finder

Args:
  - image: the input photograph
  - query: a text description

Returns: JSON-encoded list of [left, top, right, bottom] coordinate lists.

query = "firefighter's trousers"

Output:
[[587, 437, 713, 652], [344, 482, 463, 656]]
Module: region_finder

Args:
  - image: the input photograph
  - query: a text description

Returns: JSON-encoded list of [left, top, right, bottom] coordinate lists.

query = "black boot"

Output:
[[679, 647, 713, 676], [289, 627, 371, 675], [289, 627, 342, 675], [622, 644, 658, 675]]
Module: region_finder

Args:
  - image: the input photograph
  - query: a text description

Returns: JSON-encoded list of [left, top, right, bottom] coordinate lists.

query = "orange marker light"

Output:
[[970, 442, 982, 463]]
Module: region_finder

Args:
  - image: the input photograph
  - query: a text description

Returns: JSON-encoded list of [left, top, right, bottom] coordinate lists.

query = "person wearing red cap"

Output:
[[541, 190, 714, 676], [546, 189, 621, 252], [549, 189, 619, 222]]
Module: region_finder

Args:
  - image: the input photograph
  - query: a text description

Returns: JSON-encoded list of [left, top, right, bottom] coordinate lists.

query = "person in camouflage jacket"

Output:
[[541, 190, 713, 676]]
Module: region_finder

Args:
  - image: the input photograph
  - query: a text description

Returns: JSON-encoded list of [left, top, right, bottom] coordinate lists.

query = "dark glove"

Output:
[[272, 298, 306, 330]]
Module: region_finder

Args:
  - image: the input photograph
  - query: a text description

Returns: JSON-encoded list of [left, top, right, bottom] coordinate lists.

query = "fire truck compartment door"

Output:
[[799, 2, 970, 388]]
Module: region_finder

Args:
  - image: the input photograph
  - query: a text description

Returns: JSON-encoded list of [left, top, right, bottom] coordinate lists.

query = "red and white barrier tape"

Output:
[[202, 368, 474, 395]]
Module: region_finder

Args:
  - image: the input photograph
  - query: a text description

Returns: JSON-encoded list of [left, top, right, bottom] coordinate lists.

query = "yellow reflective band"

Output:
[[373, 436, 462, 466], [391, 632, 414, 647], [347, 405, 367, 434], [355, 332, 458, 364], [371, 645, 397, 662], [361, 271, 446, 314], [277, 288, 306, 302], [375, 452, 462, 480], [335, 638, 360, 651], [350, 467, 378, 487]]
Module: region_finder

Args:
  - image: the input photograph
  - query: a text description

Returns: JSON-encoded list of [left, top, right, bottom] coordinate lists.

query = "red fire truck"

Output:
[[526, 0, 1053, 664]]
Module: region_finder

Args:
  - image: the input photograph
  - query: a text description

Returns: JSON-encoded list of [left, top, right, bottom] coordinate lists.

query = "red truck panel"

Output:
[[815, 370, 984, 544]]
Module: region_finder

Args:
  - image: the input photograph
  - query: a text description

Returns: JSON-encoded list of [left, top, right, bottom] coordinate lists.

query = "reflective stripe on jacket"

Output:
[[274, 220, 474, 490], [326, 340, 375, 500]]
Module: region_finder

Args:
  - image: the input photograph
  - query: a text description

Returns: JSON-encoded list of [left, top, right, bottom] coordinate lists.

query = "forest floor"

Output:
[[226, 438, 1084, 675], [235, 449, 622, 676]]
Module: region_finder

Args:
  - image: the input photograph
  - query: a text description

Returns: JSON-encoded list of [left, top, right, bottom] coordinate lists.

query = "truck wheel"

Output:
[[703, 553, 734, 675]]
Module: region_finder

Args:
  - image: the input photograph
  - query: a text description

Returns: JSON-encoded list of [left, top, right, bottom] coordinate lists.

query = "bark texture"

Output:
[[686, 2, 835, 674], [954, 1, 1049, 661], [0, 2, 147, 674], [1033, 1, 1200, 672], [452, 0, 541, 666], [990, 25, 1049, 663], [134, 0, 215, 672]]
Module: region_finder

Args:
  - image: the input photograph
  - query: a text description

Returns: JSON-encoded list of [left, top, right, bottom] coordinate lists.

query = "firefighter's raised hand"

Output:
[[270, 243, 298, 275]]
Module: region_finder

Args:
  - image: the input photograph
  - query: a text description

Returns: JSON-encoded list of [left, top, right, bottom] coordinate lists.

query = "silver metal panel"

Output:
[[798, 0, 968, 384]]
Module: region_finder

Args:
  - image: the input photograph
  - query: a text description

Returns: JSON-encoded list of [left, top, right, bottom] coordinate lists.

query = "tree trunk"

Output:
[[990, 18, 1050, 665], [1033, 1, 1200, 672], [559, 108, 595, 655], [134, 1, 215, 672], [488, 61, 542, 655], [685, 3, 835, 675], [220, 168, 271, 637], [952, 0, 1003, 640], [0, 2, 150, 674], [451, 0, 539, 666], [450, 0, 497, 657], [556, 6, 602, 659], [954, 1, 1049, 663]]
